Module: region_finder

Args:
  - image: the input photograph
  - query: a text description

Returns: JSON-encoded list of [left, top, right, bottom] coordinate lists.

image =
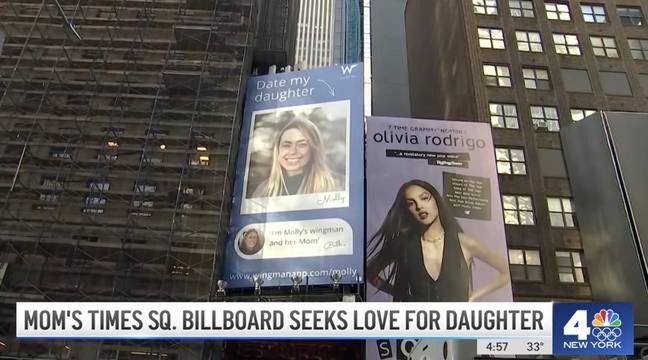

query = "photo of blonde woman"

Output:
[[242, 101, 349, 214]]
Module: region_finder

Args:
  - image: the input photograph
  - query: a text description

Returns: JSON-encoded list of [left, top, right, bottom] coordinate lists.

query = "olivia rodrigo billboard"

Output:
[[365, 116, 512, 359]]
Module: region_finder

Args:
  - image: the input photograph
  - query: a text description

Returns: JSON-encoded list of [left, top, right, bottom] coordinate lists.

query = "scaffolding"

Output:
[[0, 0, 257, 357]]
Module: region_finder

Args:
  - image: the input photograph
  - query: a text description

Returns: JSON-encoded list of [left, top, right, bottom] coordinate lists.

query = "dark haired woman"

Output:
[[239, 229, 264, 256], [367, 179, 510, 302]]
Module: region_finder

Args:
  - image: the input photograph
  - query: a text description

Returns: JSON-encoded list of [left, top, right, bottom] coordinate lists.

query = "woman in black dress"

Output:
[[367, 179, 510, 302]]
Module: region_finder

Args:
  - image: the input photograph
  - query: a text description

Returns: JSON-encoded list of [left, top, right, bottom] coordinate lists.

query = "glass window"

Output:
[[132, 200, 154, 208], [38, 193, 60, 202], [509, 249, 543, 281], [617, 6, 644, 26], [538, 148, 568, 177], [547, 197, 576, 227], [581, 4, 606, 23], [530, 105, 560, 132], [556, 251, 588, 283], [478, 28, 506, 49], [496, 148, 527, 175], [600, 71, 632, 96], [590, 36, 619, 58], [85, 196, 106, 206], [570, 108, 596, 121], [516, 31, 543, 52], [474, 0, 498, 15], [510, 0, 534, 17], [545, 2, 571, 21], [502, 195, 535, 225], [483, 64, 512, 87], [89, 180, 110, 192], [50, 147, 72, 159], [639, 74, 648, 96], [134, 183, 157, 193], [41, 177, 63, 189], [628, 38, 648, 60], [553, 33, 581, 55], [97, 149, 118, 161], [83, 196, 107, 214], [131, 211, 152, 217], [191, 155, 210, 166], [523, 67, 551, 90], [489, 103, 519, 129], [561, 68, 592, 93]]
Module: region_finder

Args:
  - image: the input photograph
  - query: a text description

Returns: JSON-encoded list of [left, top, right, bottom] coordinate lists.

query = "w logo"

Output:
[[341, 64, 359, 75]]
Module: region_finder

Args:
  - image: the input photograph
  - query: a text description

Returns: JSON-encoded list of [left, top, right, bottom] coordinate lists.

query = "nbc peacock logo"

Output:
[[592, 309, 622, 327], [591, 309, 622, 342]]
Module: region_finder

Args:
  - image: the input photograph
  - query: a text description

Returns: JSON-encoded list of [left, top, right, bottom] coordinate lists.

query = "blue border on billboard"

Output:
[[224, 64, 364, 288]]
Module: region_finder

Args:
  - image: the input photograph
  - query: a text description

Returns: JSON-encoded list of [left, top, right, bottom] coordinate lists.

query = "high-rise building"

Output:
[[332, 0, 362, 65], [369, 0, 410, 117], [295, 0, 362, 69], [254, 0, 301, 73], [296, 0, 336, 68], [403, 0, 648, 303], [0, 0, 265, 358]]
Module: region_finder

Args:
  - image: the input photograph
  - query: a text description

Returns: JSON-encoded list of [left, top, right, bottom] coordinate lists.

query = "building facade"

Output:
[[295, 0, 336, 69], [405, 0, 648, 302], [0, 0, 261, 358], [369, 0, 410, 117], [295, 0, 362, 69], [332, 0, 362, 65]]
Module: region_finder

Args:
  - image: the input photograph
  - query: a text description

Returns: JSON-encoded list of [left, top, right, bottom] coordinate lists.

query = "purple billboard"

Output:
[[365, 116, 512, 359]]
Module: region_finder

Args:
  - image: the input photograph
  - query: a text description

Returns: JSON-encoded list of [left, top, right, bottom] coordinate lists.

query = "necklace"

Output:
[[421, 232, 445, 243]]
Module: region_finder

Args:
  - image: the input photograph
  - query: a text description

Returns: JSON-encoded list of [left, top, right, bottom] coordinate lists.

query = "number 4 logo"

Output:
[[563, 310, 591, 340]]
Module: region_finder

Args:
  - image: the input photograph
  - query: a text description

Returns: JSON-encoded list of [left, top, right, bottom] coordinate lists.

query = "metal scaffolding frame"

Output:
[[0, 0, 257, 358]]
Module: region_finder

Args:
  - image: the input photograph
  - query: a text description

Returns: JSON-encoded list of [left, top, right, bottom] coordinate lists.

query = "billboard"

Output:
[[224, 64, 364, 288], [365, 116, 512, 359]]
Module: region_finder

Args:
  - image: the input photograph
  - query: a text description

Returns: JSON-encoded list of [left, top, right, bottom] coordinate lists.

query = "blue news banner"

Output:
[[553, 302, 634, 356]]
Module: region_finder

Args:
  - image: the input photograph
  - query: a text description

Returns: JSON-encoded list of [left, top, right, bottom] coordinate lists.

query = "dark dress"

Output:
[[393, 231, 470, 301], [251, 173, 305, 197]]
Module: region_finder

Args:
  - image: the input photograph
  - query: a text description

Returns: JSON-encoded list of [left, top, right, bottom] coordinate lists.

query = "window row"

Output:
[[38, 177, 206, 196], [484, 65, 640, 97], [474, 0, 644, 27], [48, 145, 212, 166], [479, 28, 648, 60], [35, 194, 200, 215], [497, 143, 579, 179], [502, 195, 576, 227], [489, 101, 560, 132], [490, 103, 597, 130], [508, 248, 588, 283]]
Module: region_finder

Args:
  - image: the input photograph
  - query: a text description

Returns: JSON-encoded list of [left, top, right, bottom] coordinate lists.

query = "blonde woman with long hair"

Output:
[[253, 117, 340, 197]]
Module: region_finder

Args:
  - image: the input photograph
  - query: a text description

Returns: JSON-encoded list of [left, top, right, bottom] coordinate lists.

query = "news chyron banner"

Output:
[[225, 64, 364, 287], [365, 116, 513, 359], [16, 301, 634, 354]]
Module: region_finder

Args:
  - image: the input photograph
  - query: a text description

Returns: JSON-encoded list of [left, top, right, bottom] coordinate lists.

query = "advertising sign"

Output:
[[365, 116, 513, 359], [224, 64, 364, 287]]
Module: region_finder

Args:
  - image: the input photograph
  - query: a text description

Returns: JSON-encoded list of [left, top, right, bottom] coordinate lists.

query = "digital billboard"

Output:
[[365, 116, 513, 359], [224, 64, 364, 288]]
